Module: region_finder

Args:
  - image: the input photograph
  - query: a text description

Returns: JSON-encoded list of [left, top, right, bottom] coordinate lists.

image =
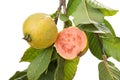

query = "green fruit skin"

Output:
[[23, 13, 58, 49]]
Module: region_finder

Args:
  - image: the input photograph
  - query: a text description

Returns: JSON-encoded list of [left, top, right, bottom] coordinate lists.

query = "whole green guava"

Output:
[[23, 13, 58, 49]]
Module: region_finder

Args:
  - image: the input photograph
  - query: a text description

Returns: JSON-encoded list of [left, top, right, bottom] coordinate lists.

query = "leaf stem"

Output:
[[96, 34, 107, 61], [96, 34, 115, 80]]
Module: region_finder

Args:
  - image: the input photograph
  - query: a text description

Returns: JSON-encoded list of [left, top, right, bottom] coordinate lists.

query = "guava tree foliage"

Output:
[[10, 0, 120, 80]]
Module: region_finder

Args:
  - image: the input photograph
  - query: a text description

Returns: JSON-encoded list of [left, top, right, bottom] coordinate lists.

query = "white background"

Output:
[[0, 0, 120, 80]]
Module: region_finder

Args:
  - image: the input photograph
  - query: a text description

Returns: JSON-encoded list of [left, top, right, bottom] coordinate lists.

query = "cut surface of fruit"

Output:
[[55, 27, 88, 60]]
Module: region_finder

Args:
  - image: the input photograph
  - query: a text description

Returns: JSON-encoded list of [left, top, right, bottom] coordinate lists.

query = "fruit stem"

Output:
[[96, 33, 107, 61], [23, 34, 32, 42]]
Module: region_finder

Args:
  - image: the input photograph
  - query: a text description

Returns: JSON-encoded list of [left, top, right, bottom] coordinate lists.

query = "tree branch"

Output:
[[54, 0, 63, 24], [62, 0, 67, 14], [54, 0, 68, 27]]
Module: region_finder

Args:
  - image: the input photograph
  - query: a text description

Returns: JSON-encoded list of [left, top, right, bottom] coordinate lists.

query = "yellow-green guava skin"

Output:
[[23, 13, 58, 49]]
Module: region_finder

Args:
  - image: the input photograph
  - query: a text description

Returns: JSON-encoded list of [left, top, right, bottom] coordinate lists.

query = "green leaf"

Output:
[[86, 0, 118, 16], [64, 58, 79, 80], [20, 47, 43, 62], [65, 20, 72, 27], [102, 37, 120, 61], [27, 46, 53, 80], [99, 20, 116, 38], [94, 23, 111, 34], [77, 19, 116, 36], [72, 0, 104, 25], [9, 70, 28, 80], [99, 61, 120, 80], [51, 11, 58, 19], [51, 47, 58, 61], [78, 24, 102, 33], [86, 32, 103, 60], [60, 14, 69, 22], [78, 18, 116, 60], [39, 60, 57, 80], [77, 23, 111, 34], [103, 20, 116, 36], [67, 0, 81, 15], [54, 56, 65, 80]]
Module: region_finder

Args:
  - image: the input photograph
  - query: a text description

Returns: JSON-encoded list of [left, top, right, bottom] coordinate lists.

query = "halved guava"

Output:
[[55, 27, 88, 60]]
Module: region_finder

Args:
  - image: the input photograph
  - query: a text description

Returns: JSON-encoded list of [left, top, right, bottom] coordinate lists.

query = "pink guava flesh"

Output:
[[55, 27, 87, 60]]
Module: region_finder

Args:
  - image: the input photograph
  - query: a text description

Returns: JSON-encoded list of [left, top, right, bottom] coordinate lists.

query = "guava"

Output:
[[55, 27, 88, 60], [23, 13, 58, 49]]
